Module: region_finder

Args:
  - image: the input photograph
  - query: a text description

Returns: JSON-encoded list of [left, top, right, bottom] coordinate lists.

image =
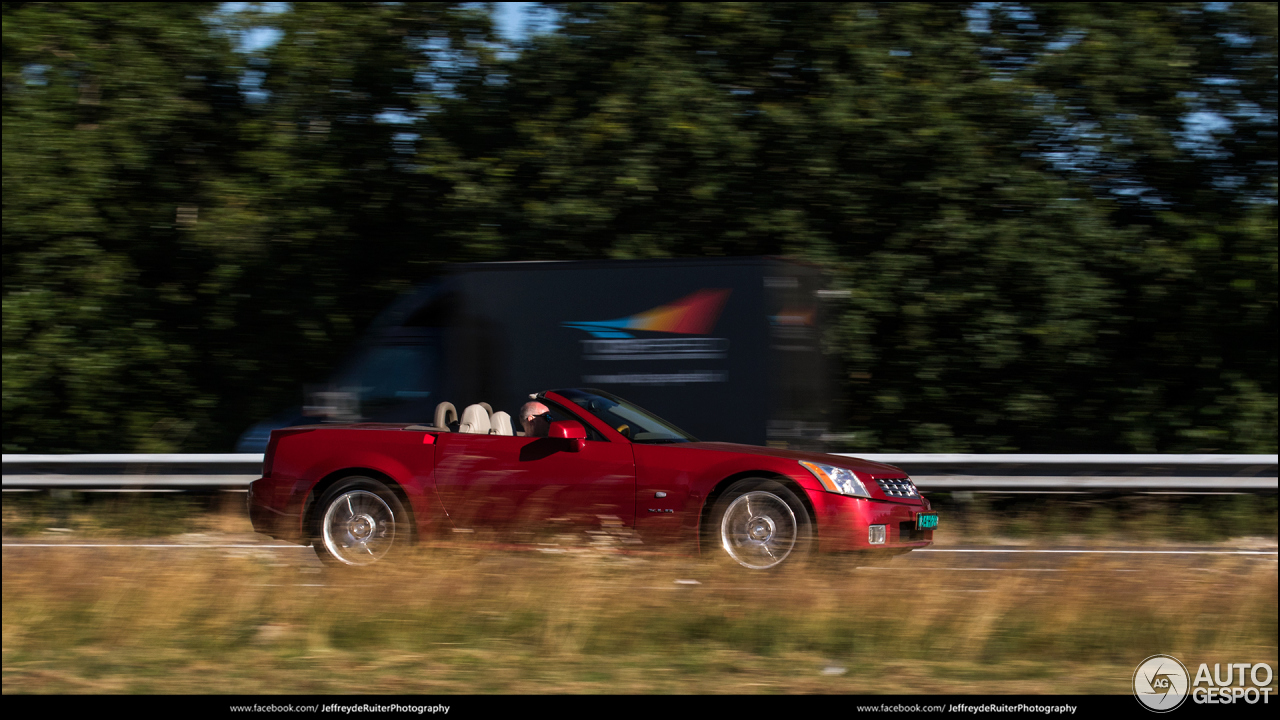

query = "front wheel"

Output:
[[313, 477, 410, 567], [709, 478, 812, 570]]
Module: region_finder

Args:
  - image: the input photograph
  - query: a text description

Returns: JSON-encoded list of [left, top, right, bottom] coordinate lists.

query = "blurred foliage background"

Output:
[[3, 2, 1275, 454]]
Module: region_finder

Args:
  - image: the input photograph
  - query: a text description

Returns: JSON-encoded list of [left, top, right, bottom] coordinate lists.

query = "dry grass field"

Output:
[[2, 498, 1276, 695]]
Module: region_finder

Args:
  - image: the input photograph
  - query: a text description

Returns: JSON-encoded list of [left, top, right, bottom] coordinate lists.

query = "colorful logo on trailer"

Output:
[[562, 289, 731, 338]]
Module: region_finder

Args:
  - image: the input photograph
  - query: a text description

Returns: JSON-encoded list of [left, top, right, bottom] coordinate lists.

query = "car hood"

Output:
[[677, 442, 907, 476]]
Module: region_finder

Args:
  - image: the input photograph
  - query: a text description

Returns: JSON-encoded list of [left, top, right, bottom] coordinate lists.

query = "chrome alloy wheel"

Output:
[[321, 489, 397, 566], [719, 490, 798, 569]]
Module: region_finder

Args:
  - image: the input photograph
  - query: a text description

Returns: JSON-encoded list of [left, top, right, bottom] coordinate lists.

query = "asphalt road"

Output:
[[4, 538, 1275, 573]]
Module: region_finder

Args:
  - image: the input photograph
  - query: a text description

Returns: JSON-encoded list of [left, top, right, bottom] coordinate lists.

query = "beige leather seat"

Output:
[[458, 404, 492, 434], [434, 402, 457, 431], [489, 411, 514, 436]]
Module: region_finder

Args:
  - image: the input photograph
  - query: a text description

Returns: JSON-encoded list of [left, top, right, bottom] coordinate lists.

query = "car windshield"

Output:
[[553, 388, 698, 444]]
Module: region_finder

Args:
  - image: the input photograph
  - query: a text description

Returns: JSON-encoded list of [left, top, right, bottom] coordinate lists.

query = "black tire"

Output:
[[708, 478, 813, 570], [312, 476, 410, 567]]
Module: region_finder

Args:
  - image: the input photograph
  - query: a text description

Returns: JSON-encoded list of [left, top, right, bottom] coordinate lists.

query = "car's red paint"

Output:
[[247, 389, 934, 564], [248, 424, 443, 544], [433, 430, 633, 530]]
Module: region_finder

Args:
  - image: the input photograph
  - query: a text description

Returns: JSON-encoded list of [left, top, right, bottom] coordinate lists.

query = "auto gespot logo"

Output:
[[562, 289, 731, 385], [1133, 654, 1275, 712]]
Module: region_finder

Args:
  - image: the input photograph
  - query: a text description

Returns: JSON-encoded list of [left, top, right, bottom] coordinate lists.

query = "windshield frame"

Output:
[[548, 388, 699, 444]]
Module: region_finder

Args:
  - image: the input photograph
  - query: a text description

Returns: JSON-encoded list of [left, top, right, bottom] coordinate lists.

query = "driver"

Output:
[[519, 401, 551, 437]]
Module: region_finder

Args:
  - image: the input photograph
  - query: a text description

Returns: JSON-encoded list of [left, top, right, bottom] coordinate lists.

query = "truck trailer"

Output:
[[236, 257, 835, 451]]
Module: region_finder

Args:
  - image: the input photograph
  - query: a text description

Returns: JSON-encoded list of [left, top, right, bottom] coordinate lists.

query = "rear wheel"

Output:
[[313, 477, 409, 567], [709, 478, 812, 570]]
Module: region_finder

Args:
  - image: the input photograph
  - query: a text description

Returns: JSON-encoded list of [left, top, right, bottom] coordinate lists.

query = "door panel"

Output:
[[433, 433, 634, 534], [632, 444, 710, 546]]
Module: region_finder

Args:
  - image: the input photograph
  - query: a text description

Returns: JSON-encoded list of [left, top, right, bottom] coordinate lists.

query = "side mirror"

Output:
[[548, 420, 588, 451]]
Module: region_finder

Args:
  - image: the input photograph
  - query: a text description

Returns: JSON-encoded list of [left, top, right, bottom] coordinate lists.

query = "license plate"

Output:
[[915, 512, 939, 530]]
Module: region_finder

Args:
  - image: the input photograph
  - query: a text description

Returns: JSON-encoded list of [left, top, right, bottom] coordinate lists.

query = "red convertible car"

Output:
[[248, 388, 936, 569]]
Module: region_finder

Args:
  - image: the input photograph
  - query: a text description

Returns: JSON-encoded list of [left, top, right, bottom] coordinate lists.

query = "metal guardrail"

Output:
[[3, 454, 264, 490], [3, 453, 1276, 492], [837, 454, 1279, 491]]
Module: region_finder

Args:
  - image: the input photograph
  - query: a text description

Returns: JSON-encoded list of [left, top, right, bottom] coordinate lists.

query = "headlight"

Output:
[[799, 461, 872, 498]]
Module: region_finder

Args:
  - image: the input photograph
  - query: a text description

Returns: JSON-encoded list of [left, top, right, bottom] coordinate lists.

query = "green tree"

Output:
[[430, 2, 1274, 451], [3, 2, 499, 452], [4, 3, 1273, 454], [178, 2, 501, 449], [4, 2, 245, 451], [980, 2, 1278, 451]]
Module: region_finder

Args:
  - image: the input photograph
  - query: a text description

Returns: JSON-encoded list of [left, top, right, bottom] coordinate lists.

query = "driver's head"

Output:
[[520, 401, 551, 437]]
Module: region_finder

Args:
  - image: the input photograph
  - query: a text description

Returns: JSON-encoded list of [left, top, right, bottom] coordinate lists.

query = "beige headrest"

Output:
[[489, 411, 514, 436], [459, 404, 492, 434], [434, 402, 457, 431]]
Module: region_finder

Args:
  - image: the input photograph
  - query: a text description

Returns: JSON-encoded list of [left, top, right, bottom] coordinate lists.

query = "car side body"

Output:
[[248, 390, 934, 567]]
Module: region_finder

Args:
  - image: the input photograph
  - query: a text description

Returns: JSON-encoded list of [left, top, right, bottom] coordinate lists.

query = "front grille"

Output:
[[876, 477, 918, 498]]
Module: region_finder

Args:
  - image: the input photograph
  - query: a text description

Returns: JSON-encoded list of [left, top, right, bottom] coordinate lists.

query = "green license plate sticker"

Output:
[[916, 512, 939, 530]]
